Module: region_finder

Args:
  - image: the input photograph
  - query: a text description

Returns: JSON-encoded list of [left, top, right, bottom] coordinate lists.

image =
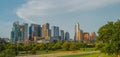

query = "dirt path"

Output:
[[16, 51, 99, 57]]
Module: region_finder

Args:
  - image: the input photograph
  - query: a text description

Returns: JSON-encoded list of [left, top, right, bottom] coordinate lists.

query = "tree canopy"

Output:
[[97, 20, 120, 56]]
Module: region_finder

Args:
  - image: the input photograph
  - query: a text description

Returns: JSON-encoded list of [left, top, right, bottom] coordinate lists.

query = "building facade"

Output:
[[11, 21, 20, 44], [60, 30, 64, 41], [11, 21, 28, 44], [19, 23, 28, 43], [51, 26, 59, 38], [42, 23, 50, 40], [29, 24, 42, 43], [90, 32, 96, 43], [83, 32, 90, 43], [74, 23, 83, 42], [65, 32, 70, 41]]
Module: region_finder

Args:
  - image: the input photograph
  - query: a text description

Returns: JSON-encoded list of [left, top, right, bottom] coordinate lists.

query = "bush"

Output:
[[30, 49, 36, 54], [62, 42, 70, 51], [0, 49, 15, 57]]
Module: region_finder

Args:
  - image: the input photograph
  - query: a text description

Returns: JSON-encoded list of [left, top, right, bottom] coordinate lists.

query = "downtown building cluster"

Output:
[[74, 23, 96, 43], [11, 21, 70, 44]]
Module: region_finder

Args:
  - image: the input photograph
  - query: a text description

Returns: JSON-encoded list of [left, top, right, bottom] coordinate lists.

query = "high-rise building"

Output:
[[29, 24, 42, 42], [38, 25, 42, 37], [11, 21, 20, 44], [65, 32, 70, 40], [11, 21, 28, 44], [90, 32, 96, 43], [74, 23, 83, 42], [60, 30, 64, 41], [51, 26, 59, 39], [83, 32, 90, 43], [19, 23, 28, 42], [42, 23, 50, 40]]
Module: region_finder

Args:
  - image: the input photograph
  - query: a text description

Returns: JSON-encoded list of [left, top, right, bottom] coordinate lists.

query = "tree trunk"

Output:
[[118, 54, 120, 57]]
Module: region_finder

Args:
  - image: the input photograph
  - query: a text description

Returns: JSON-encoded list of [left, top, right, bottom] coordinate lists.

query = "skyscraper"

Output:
[[65, 32, 70, 41], [29, 24, 42, 42], [11, 21, 28, 44], [11, 21, 20, 44], [42, 23, 50, 40], [38, 25, 42, 37], [19, 23, 28, 42], [51, 26, 59, 39], [60, 30, 64, 41], [74, 23, 83, 42]]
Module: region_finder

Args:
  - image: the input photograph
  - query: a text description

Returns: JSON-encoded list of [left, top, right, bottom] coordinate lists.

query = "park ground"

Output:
[[16, 50, 116, 57]]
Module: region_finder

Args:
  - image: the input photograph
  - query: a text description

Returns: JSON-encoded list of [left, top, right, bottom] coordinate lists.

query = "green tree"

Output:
[[0, 44, 5, 52], [30, 48, 36, 54], [39, 43, 46, 50], [97, 20, 120, 57], [0, 49, 15, 57], [22, 44, 31, 54], [69, 42, 78, 51], [52, 41, 62, 50], [47, 43, 54, 50], [62, 42, 70, 51]]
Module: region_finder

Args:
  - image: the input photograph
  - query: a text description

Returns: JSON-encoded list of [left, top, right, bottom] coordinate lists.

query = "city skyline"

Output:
[[10, 21, 96, 44], [11, 21, 71, 44], [1, 0, 120, 38]]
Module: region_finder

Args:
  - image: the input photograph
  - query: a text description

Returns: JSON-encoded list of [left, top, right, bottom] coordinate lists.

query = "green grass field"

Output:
[[17, 48, 117, 57], [59, 53, 117, 57]]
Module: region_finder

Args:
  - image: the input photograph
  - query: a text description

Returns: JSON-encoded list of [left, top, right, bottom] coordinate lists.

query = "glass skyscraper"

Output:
[[11, 21, 28, 44], [29, 24, 42, 41], [51, 26, 59, 39], [11, 21, 20, 44], [65, 32, 70, 41], [60, 30, 64, 41]]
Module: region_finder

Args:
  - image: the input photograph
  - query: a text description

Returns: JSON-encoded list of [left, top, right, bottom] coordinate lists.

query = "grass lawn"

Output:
[[80, 48, 95, 51], [18, 50, 65, 56], [59, 52, 117, 57]]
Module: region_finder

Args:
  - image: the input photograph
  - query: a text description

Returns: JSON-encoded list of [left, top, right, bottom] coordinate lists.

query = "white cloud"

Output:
[[16, 0, 120, 22]]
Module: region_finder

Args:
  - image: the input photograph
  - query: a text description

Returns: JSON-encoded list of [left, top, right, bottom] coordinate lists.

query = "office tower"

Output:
[[65, 32, 70, 40], [83, 32, 90, 43], [38, 25, 42, 37], [19, 23, 28, 44], [42, 23, 50, 40], [74, 23, 83, 42], [51, 26, 59, 39], [51, 26, 55, 38], [46, 23, 51, 37], [60, 30, 64, 41], [29, 25, 32, 41], [29, 24, 42, 42], [19, 23, 28, 42], [11, 21, 20, 44], [90, 32, 96, 43]]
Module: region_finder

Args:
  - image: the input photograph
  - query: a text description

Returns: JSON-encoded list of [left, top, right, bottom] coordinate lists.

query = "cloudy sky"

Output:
[[0, 0, 120, 39]]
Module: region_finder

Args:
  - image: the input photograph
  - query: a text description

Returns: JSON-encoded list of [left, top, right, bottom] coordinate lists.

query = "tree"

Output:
[[97, 20, 120, 57], [69, 42, 78, 51], [52, 41, 62, 50], [0, 44, 5, 51], [62, 42, 70, 51], [47, 43, 54, 50], [0, 49, 15, 57], [39, 43, 46, 50], [30, 48, 36, 54]]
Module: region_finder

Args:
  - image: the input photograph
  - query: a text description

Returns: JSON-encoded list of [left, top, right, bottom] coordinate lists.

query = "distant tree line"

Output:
[[0, 41, 95, 56]]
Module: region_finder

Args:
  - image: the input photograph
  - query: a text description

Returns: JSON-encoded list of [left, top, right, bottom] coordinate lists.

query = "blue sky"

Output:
[[0, 0, 120, 39]]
